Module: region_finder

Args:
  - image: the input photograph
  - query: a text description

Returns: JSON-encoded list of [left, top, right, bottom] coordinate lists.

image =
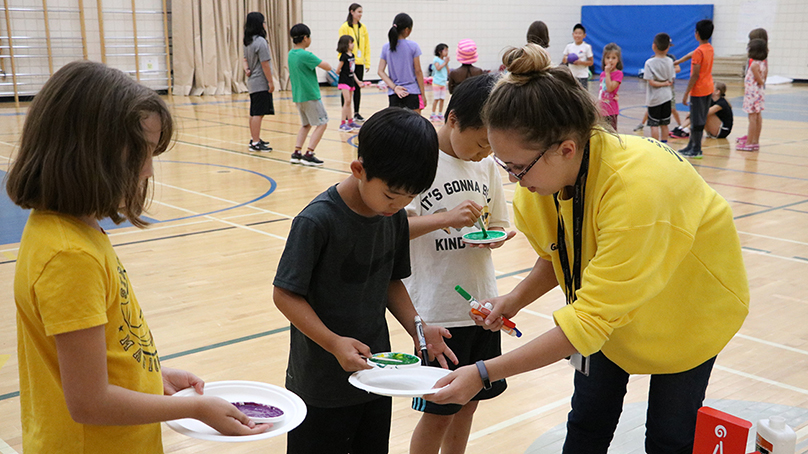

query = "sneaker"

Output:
[[669, 127, 688, 139], [736, 143, 759, 151], [348, 121, 362, 131], [339, 122, 352, 132], [678, 146, 703, 159], [290, 151, 304, 164], [249, 140, 271, 152], [633, 123, 644, 132], [430, 113, 438, 121], [438, 114, 445, 122], [301, 152, 324, 167], [259, 139, 272, 150], [353, 113, 365, 122]]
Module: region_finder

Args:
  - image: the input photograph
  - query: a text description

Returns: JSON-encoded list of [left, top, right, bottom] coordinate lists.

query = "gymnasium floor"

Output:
[[1, 76, 808, 453]]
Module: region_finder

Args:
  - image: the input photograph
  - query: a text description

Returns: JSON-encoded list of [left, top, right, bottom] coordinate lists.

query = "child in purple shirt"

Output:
[[378, 13, 425, 113]]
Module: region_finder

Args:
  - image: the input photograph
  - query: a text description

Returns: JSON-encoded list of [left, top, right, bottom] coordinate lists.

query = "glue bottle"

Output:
[[755, 416, 796, 454]]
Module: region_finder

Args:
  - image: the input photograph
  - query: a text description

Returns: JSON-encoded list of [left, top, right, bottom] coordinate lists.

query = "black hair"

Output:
[[654, 33, 671, 51], [748, 38, 768, 61], [243, 12, 266, 47], [696, 19, 714, 40], [290, 23, 311, 45], [444, 73, 498, 130], [526, 21, 549, 48], [337, 34, 354, 54], [434, 43, 448, 57], [346, 3, 362, 28], [573, 23, 586, 34], [388, 13, 413, 52], [358, 107, 438, 194]]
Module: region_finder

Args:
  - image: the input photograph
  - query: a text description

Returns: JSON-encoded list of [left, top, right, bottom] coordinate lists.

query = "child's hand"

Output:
[[605, 62, 615, 73], [162, 367, 205, 395], [363, 81, 372, 87], [466, 229, 517, 249], [394, 85, 409, 98], [445, 200, 483, 230], [444, 56, 450, 63], [196, 395, 271, 436], [244, 68, 251, 77], [682, 91, 690, 106], [421, 325, 458, 369], [329, 336, 373, 372]]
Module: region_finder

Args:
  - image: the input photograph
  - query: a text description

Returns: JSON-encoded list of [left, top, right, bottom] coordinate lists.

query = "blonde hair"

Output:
[[5, 60, 173, 227], [483, 44, 602, 149]]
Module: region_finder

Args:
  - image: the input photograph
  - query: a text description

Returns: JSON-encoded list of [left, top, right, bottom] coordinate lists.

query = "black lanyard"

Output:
[[553, 141, 590, 306]]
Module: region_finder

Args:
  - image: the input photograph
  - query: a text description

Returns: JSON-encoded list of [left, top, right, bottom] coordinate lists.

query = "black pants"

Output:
[[340, 64, 363, 115], [286, 396, 391, 454], [563, 352, 716, 454]]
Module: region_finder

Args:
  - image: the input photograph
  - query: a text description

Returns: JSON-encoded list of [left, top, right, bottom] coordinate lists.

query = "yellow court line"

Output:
[[0, 355, 9, 371]]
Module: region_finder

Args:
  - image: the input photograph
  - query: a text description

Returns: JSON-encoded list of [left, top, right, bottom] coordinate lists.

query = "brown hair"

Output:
[[526, 21, 549, 48], [748, 28, 768, 43], [483, 44, 602, 149], [747, 38, 768, 61], [602, 42, 623, 71], [5, 60, 173, 227]]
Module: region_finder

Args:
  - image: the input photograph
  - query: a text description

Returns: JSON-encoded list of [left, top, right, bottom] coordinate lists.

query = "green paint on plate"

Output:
[[370, 352, 420, 366], [463, 230, 506, 241]]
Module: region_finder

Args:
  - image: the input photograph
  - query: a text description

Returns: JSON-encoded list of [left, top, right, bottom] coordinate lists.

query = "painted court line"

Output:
[[469, 396, 570, 441], [153, 179, 293, 219], [152, 200, 287, 241], [714, 364, 808, 396], [0, 438, 18, 454]]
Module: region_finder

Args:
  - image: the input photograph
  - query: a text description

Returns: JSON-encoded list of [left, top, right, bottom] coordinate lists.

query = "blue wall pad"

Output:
[[582, 4, 714, 80]]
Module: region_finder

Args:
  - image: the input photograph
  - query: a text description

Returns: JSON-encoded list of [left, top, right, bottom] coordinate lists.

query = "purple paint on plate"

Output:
[[232, 402, 284, 418]]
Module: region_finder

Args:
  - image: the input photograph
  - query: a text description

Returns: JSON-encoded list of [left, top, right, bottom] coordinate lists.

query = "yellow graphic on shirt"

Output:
[[116, 258, 160, 373]]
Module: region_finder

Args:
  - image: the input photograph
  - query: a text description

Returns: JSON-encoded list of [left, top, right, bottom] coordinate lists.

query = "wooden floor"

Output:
[[2, 77, 808, 453]]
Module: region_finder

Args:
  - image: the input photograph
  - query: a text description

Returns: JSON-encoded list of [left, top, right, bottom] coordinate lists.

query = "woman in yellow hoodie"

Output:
[[338, 3, 371, 122], [426, 44, 749, 453]]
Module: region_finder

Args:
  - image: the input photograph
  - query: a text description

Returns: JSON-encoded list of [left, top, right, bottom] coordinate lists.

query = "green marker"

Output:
[[454, 285, 522, 337]]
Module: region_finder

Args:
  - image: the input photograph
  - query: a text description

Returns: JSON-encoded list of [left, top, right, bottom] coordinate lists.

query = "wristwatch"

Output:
[[475, 360, 492, 390]]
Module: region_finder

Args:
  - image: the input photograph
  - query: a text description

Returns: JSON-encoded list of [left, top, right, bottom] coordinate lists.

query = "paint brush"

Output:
[[476, 217, 488, 239], [414, 315, 429, 366], [454, 285, 522, 337]]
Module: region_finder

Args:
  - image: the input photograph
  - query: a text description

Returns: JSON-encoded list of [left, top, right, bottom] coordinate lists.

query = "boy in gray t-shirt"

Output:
[[643, 33, 676, 143]]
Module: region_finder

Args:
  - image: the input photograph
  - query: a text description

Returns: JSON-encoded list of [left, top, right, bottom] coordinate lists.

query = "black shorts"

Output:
[[388, 93, 420, 110], [249, 91, 275, 116], [286, 396, 391, 454], [647, 102, 672, 127], [716, 126, 731, 139], [411, 326, 506, 415]]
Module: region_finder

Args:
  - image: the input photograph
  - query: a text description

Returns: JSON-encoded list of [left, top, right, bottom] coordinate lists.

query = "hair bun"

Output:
[[502, 44, 552, 76]]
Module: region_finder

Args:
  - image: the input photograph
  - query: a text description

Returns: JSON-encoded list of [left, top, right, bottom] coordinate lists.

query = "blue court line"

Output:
[[0, 264, 536, 402], [347, 134, 359, 148]]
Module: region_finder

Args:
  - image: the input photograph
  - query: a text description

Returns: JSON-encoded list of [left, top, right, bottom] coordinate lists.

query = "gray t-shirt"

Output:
[[273, 185, 411, 408], [643, 56, 675, 107], [244, 35, 271, 93]]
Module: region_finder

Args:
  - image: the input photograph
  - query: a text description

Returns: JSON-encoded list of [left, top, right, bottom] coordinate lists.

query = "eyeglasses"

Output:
[[492, 144, 556, 181]]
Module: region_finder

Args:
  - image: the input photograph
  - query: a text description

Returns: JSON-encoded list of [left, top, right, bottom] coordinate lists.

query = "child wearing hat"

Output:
[[448, 39, 484, 94]]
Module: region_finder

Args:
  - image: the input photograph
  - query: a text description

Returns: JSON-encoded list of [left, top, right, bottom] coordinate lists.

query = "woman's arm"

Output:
[[55, 326, 267, 435]]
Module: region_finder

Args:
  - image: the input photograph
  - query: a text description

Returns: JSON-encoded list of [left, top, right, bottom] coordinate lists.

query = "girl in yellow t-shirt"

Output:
[[424, 44, 749, 453], [6, 61, 268, 454]]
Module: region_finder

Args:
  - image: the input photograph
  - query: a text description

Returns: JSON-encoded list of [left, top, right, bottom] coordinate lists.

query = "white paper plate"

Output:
[[349, 366, 451, 397], [165, 380, 306, 442], [462, 230, 507, 244]]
